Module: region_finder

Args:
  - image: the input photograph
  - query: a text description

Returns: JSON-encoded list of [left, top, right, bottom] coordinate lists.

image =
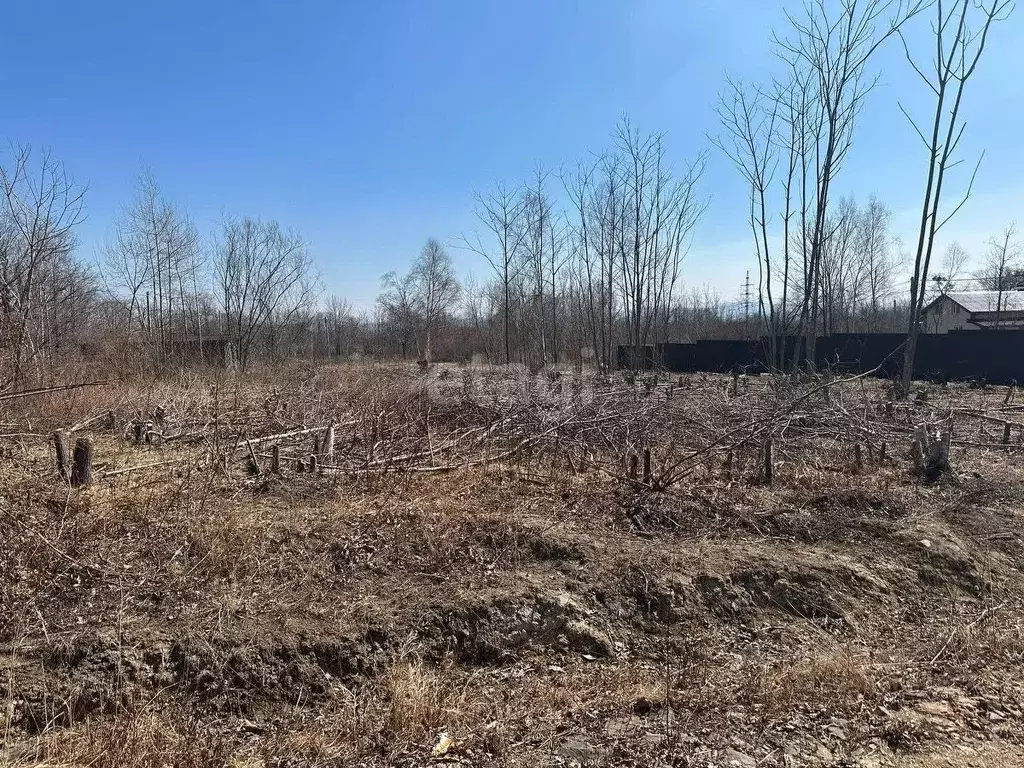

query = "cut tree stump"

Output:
[[53, 430, 70, 481], [913, 421, 952, 482], [324, 422, 336, 463], [71, 437, 93, 487]]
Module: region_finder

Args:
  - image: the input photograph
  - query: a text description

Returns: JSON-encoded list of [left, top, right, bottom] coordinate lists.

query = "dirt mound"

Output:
[[693, 564, 889, 629], [419, 586, 615, 664], [913, 539, 992, 596], [4, 629, 389, 733]]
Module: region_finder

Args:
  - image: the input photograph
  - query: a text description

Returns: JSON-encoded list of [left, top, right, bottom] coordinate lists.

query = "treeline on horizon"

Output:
[[0, 0, 1017, 389]]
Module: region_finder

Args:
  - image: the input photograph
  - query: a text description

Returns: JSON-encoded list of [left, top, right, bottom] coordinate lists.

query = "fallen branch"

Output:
[[0, 380, 115, 402]]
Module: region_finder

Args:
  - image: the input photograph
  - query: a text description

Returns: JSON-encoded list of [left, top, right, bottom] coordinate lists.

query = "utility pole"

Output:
[[743, 270, 752, 339]]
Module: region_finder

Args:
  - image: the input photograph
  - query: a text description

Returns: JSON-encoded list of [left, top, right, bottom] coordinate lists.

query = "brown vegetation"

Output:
[[2, 363, 1024, 766]]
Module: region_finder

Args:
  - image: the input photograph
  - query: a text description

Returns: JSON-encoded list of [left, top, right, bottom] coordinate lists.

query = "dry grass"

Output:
[[383, 658, 452, 741], [739, 645, 877, 717]]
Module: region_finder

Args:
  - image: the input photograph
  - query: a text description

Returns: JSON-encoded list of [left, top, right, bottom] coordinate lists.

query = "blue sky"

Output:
[[4, 0, 1023, 308]]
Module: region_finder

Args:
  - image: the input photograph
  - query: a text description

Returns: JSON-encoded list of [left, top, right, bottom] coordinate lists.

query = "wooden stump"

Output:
[[324, 423, 336, 463], [134, 420, 145, 445], [628, 453, 638, 481], [913, 421, 952, 481], [1003, 421, 1012, 444], [71, 437, 93, 487], [53, 430, 70, 481], [271, 445, 281, 474], [763, 437, 774, 485], [642, 447, 652, 485]]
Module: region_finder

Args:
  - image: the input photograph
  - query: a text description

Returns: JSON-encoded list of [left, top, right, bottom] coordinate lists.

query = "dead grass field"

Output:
[[2, 362, 1024, 767]]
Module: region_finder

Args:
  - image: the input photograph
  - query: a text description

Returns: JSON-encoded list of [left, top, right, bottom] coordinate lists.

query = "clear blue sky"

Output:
[[5, 0, 1023, 308]]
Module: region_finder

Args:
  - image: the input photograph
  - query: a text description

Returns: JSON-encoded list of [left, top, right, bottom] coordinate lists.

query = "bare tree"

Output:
[[900, 0, 1013, 394], [714, 77, 782, 364], [616, 119, 705, 371], [545, 210, 569, 365], [379, 270, 420, 360], [101, 171, 202, 359], [522, 169, 553, 367], [461, 184, 528, 364], [564, 154, 622, 371], [860, 196, 894, 328], [974, 225, 1021, 326], [0, 145, 87, 386], [215, 216, 317, 370], [409, 238, 460, 363], [776, 0, 927, 368], [929, 240, 970, 298], [318, 296, 356, 359]]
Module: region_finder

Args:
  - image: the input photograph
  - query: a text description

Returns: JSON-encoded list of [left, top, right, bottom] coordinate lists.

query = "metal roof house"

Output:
[[922, 291, 1024, 333]]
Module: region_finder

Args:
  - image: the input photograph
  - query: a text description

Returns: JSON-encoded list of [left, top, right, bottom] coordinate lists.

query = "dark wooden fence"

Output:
[[618, 330, 1024, 384]]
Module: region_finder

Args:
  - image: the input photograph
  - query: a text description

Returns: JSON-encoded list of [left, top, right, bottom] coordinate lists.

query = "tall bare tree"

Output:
[[777, 0, 926, 368], [0, 146, 87, 386], [860, 196, 894, 328], [462, 184, 528, 364], [215, 216, 317, 370], [409, 238, 460, 363], [616, 119, 705, 370], [522, 169, 553, 367], [714, 78, 782, 364], [900, 0, 1012, 393], [564, 154, 622, 371], [101, 171, 202, 359]]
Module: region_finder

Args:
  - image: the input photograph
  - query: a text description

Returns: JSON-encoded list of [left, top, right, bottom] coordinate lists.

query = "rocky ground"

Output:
[[1, 366, 1023, 766]]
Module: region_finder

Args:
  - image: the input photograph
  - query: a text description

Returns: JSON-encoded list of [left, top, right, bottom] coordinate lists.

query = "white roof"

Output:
[[945, 291, 1024, 313]]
